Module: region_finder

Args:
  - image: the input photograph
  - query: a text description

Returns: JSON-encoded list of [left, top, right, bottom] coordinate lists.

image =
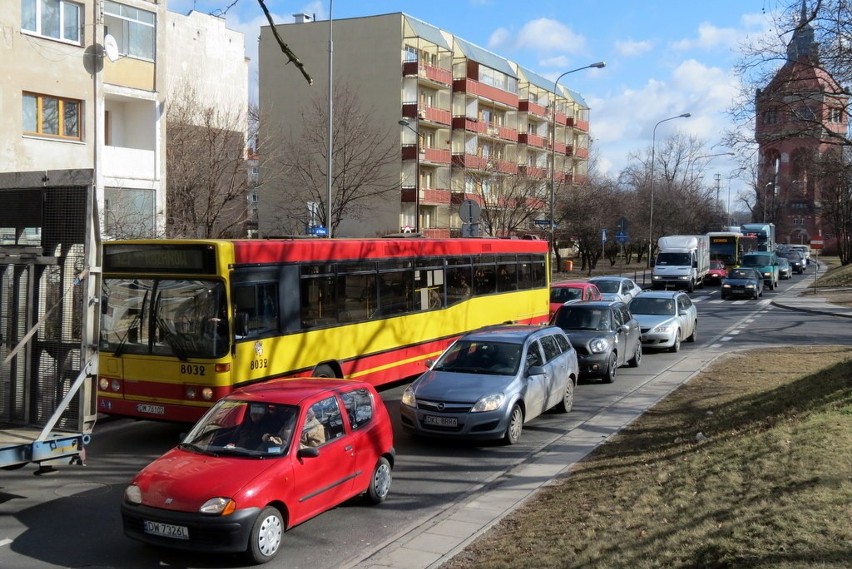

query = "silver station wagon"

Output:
[[399, 325, 579, 445]]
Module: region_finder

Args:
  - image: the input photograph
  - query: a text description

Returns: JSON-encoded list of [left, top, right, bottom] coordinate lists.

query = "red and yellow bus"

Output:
[[97, 238, 550, 422], [707, 231, 758, 268]]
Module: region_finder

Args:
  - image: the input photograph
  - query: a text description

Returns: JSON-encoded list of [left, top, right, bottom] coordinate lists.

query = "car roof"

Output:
[[230, 378, 371, 405], [551, 280, 595, 288], [633, 290, 684, 299], [559, 299, 624, 309], [462, 324, 563, 343], [588, 276, 626, 282]]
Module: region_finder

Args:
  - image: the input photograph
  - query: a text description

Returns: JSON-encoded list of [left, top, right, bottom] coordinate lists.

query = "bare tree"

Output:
[[464, 163, 547, 237], [265, 85, 401, 236], [166, 82, 252, 238], [814, 148, 852, 263]]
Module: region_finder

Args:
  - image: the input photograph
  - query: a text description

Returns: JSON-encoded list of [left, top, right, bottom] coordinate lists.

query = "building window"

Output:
[[104, 0, 156, 61], [762, 109, 778, 125], [792, 216, 805, 225], [22, 92, 82, 140], [105, 187, 155, 238], [828, 107, 844, 123], [21, 0, 82, 44]]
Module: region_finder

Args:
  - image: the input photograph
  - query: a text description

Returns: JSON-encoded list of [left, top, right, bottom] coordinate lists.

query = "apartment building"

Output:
[[1, 1, 248, 240], [257, 12, 594, 238]]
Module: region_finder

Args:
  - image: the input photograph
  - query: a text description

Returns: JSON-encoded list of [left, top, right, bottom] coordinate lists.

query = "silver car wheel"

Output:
[[247, 507, 283, 563], [367, 457, 392, 504], [503, 404, 523, 445]]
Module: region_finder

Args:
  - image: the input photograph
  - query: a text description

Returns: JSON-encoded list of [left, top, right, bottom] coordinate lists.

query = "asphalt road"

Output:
[[1, 268, 848, 569]]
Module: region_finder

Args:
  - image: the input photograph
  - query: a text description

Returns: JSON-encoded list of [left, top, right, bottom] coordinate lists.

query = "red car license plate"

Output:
[[144, 520, 189, 540]]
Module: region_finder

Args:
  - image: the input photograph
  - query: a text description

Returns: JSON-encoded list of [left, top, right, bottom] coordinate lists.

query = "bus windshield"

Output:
[[101, 278, 228, 359]]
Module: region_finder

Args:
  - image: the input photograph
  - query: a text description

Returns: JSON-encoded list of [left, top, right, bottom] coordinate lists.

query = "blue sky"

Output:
[[169, 0, 782, 201]]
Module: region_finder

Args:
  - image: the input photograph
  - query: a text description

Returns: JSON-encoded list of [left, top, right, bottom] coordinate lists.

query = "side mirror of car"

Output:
[[527, 365, 545, 376], [297, 447, 320, 459]]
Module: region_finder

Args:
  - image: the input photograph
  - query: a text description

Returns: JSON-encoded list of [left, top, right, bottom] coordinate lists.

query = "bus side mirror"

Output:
[[235, 311, 249, 337]]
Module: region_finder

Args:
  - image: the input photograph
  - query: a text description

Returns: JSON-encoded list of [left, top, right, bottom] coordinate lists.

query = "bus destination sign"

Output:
[[103, 244, 217, 274]]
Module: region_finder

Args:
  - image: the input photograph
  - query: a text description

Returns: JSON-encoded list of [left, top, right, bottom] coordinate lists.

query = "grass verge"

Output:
[[441, 346, 852, 569]]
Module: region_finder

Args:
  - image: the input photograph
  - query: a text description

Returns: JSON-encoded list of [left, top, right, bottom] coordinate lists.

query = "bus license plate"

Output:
[[424, 415, 457, 427], [144, 520, 189, 540], [137, 404, 165, 415]]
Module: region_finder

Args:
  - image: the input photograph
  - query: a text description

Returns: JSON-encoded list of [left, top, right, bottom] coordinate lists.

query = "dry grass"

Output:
[[442, 346, 852, 569]]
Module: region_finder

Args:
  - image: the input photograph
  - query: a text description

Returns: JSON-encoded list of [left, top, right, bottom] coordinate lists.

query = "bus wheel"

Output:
[[313, 364, 337, 378]]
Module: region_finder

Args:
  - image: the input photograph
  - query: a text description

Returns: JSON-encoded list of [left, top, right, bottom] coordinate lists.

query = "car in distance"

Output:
[[587, 276, 644, 303], [777, 257, 792, 280], [705, 260, 728, 284], [121, 378, 395, 564], [549, 280, 602, 315], [399, 325, 578, 445], [720, 268, 765, 300], [550, 300, 641, 383], [628, 291, 697, 353], [783, 250, 806, 274]]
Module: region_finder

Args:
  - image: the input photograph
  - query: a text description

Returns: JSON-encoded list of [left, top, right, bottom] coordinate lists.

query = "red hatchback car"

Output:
[[549, 280, 602, 316], [121, 378, 395, 564], [706, 260, 728, 284]]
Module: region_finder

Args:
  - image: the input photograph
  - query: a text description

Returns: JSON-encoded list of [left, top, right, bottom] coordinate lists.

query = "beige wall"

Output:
[[1, 0, 96, 173], [258, 14, 405, 237]]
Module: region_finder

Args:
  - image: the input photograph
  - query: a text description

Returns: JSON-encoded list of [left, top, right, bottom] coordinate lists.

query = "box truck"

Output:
[[652, 235, 710, 292]]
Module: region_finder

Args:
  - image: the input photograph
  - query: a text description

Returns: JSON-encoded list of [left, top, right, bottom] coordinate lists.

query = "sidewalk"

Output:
[[770, 263, 852, 319], [348, 263, 852, 569]]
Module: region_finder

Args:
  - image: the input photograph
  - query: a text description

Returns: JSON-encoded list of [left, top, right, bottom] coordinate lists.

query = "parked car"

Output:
[[550, 300, 642, 383], [628, 291, 697, 353], [784, 250, 806, 274], [705, 260, 728, 284], [121, 378, 395, 564], [720, 268, 765, 300], [400, 325, 578, 445], [549, 280, 602, 315], [587, 276, 644, 303], [777, 257, 792, 279]]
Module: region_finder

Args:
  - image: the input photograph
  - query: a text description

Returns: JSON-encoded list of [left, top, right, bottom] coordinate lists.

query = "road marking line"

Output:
[[721, 336, 733, 342], [0, 539, 12, 548], [728, 330, 741, 335]]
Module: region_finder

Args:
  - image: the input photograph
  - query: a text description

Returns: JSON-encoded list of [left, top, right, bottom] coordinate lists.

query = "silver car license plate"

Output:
[[143, 520, 189, 540], [424, 415, 457, 427]]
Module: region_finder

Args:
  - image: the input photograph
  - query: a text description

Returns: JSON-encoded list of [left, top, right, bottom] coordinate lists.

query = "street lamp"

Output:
[[399, 117, 420, 233], [647, 112, 691, 267], [326, 0, 334, 238], [549, 61, 605, 271]]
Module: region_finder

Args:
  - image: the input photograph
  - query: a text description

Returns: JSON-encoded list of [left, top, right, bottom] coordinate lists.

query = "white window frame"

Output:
[[21, 0, 82, 45], [104, 0, 156, 62]]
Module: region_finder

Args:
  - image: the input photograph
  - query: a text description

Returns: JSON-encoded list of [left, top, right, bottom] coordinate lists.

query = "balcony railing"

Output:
[[575, 119, 590, 132], [452, 116, 487, 133], [519, 100, 548, 118], [519, 164, 547, 178], [402, 61, 452, 86], [102, 146, 156, 180], [574, 147, 589, 159], [452, 78, 519, 108], [519, 133, 548, 148], [452, 154, 488, 169]]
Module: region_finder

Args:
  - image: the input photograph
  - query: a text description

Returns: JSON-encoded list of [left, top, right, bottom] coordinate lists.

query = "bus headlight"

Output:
[[99, 377, 109, 390], [201, 388, 214, 400], [111, 379, 121, 392], [186, 386, 197, 399]]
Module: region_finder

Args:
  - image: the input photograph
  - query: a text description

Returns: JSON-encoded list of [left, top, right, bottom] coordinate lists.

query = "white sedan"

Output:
[[628, 291, 698, 353], [588, 276, 644, 303]]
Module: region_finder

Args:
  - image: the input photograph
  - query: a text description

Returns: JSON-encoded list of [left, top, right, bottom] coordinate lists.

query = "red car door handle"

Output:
[[344, 445, 353, 451]]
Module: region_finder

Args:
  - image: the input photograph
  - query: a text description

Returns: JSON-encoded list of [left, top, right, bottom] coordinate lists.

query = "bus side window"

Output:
[[233, 283, 279, 338]]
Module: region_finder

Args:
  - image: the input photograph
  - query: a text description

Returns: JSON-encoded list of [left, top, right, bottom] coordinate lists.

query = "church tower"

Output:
[[754, 0, 848, 247]]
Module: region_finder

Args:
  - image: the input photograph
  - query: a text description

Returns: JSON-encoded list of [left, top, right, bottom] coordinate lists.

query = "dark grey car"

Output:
[[550, 300, 642, 383], [399, 325, 578, 445]]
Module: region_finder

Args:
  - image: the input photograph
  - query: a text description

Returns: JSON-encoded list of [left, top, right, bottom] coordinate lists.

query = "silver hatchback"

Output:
[[399, 325, 579, 445]]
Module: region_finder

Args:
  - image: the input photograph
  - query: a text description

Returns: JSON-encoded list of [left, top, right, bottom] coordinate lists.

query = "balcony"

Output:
[[452, 116, 487, 133], [574, 147, 589, 159], [519, 133, 548, 149], [401, 186, 451, 205], [401, 145, 452, 164], [101, 146, 156, 180], [519, 164, 547, 178], [553, 141, 569, 155], [402, 61, 452, 86], [452, 154, 488, 169], [402, 103, 452, 126], [492, 159, 518, 175], [452, 78, 519, 108], [519, 100, 548, 119], [575, 119, 590, 132]]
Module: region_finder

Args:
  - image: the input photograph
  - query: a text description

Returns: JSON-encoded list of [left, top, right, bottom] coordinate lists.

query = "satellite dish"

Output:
[[104, 34, 119, 62]]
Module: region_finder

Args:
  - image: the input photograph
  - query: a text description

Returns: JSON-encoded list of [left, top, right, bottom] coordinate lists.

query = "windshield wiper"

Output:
[[178, 442, 217, 456], [157, 317, 189, 362]]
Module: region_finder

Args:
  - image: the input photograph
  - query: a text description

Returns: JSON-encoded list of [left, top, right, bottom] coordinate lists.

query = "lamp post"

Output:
[[549, 61, 605, 271], [399, 118, 420, 233], [647, 112, 691, 267], [326, 0, 334, 237]]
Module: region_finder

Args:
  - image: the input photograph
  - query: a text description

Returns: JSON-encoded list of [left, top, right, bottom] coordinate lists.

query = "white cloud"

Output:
[[671, 22, 740, 51], [488, 17, 586, 59], [614, 39, 653, 58]]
